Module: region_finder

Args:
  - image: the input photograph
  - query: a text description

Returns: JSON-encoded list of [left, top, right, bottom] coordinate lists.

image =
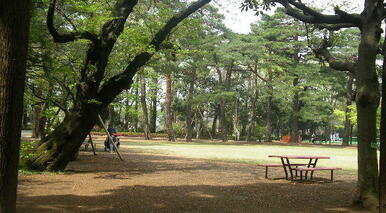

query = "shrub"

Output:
[[172, 123, 186, 138], [19, 140, 38, 170]]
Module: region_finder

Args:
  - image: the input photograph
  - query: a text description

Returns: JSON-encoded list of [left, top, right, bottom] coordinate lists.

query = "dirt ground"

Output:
[[17, 145, 365, 213]]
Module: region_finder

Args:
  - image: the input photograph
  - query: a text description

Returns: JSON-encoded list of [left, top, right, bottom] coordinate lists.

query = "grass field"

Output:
[[115, 140, 361, 175]]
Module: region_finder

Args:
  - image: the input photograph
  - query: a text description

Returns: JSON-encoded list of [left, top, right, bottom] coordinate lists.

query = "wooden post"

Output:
[[98, 115, 124, 161]]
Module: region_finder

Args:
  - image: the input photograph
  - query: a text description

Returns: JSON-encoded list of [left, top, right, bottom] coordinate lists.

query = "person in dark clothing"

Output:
[[311, 134, 317, 144], [108, 124, 116, 136], [105, 124, 117, 152]]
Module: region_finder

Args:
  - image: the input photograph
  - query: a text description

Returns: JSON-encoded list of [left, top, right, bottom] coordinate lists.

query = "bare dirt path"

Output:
[[17, 146, 363, 213]]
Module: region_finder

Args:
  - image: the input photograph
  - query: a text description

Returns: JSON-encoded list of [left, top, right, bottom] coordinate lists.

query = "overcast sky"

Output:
[[215, 0, 364, 34]]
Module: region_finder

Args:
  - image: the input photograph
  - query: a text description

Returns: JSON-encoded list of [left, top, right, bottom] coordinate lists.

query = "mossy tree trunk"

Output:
[[30, 105, 100, 171]]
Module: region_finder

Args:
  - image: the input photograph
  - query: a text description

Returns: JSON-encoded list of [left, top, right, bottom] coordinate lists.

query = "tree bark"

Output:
[[165, 73, 175, 141], [30, 106, 100, 171], [0, 0, 32, 211], [342, 74, 353, 146], [140, 72, 151, 140], [379, 20, 386, 213], [353, 2, 382, 208]]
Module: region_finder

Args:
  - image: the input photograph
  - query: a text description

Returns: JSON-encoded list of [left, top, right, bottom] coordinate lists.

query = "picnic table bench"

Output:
[[294, 167, 342, 181], [262, 155, 342, 182], [257, 163, 307, 179]]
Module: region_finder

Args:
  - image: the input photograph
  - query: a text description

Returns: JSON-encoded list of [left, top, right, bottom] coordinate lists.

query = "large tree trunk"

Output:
[[353, 4, 382, 208], [149, 76, 158, 133], [165, 73, 175, 141], [380, 20, 386, 213], [30, 105, 100, 171], [140, 72, 151, 140], [186, 71, 195, 142], [0, 0, 31, 211], [290, 76, 300, 143], [342, 74, 353, 146]]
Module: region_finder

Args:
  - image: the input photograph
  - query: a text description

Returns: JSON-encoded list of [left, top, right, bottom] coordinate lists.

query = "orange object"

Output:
[[280, 135, 302, 143]]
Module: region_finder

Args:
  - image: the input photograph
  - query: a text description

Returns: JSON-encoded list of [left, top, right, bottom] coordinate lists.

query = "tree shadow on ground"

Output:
[[17, 147, 363, 213], [17, 181, 366, 213]]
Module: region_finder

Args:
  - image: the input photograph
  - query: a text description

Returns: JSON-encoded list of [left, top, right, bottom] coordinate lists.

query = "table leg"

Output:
[[330, 170, 333, 182], [285, 157, 294, 180], [305, 159, 312, 179], [280, 157, 289, 180], [305, 158, 318, 180], [310, 159, 318, 180]]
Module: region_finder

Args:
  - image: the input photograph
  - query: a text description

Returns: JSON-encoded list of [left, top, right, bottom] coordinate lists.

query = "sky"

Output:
[[215, 0, 364, 34]]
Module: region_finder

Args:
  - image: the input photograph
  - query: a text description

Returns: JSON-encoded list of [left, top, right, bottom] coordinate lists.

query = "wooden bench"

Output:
[[294, 167, 342, 182], [258, 164, 307, 179]]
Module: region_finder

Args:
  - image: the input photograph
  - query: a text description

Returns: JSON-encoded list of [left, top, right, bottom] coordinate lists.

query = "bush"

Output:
[[172, 123, 186, 138], [19, 140, 38, 170]]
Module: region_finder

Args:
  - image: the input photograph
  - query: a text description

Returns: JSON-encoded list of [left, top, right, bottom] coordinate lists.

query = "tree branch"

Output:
[[318, 23, 357, 31], [27, 84, 68, 113], [313, 38, 356, 73], [275, 0, 361, 27], [55, 7, 78, 31], [96, 0, 211, 105], [47, 0, 99, 43]]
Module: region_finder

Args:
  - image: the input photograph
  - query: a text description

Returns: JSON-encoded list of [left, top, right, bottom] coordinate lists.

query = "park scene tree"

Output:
[[1, 0, 386, 212]]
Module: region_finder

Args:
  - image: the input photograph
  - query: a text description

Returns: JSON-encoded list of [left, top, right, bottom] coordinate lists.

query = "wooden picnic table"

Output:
[[268, 155, 330, 181]]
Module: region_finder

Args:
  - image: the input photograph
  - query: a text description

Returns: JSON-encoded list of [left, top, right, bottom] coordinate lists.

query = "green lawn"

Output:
[[120, 141, 360, 175]]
